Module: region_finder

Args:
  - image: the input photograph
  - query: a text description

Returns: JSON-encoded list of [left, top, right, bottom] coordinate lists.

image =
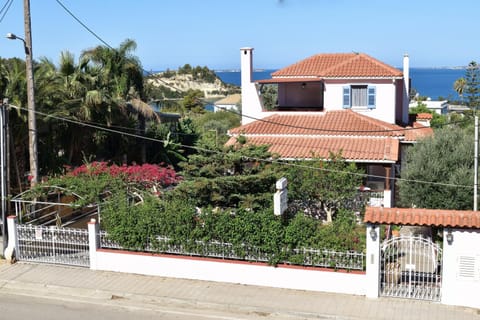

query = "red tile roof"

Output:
[[271, 53, 403, 79], [229, 110, 405, 137], [404, 122, 434, 142], [225, 136, 399, 162], [416, 113, 433, 120], [364, 207, 480, 228], [227, 110, 428, 162]]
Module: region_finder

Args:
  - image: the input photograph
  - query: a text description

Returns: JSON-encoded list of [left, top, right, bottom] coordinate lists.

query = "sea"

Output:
[[215, 68, 466, 101]]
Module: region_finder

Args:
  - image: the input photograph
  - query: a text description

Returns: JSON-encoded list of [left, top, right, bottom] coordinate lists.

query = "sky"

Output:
[[0, 0, 479, 72]]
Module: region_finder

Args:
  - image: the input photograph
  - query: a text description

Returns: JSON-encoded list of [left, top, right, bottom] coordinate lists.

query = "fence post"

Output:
[[365, 223, 381, 298], [4, 215, 18, 263], [88, 218, 99, 270]]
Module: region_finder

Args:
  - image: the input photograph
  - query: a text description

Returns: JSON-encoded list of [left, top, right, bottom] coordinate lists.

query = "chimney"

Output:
[[240, 47, 253, 87], [415, 113, 432, 127], [239, 47, 263, 125], [403, 53, 409, 98]]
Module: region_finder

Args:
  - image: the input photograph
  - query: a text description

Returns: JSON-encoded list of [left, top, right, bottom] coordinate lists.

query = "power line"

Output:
[[54, 0, 112, 49], [54, 0, 185, 92], [47, 0, 473, 189], [0, 0, 14, 24], [54, 0, 466, 136], [218, 105, 473, 134], [8, 104, 474, 190]]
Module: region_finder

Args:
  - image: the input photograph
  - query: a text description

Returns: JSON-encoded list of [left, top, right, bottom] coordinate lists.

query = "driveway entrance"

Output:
[[380, 235, 442, 301]]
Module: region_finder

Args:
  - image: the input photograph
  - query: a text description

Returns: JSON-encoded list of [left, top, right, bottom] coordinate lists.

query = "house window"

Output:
[[343, 85, 376, 109]]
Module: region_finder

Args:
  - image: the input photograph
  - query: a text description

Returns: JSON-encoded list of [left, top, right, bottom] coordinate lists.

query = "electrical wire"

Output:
[[47, 0, 473, 189], [54, 0, 184, 92], [54, 0, 112, 49], [8, 104, 474, 190], [218, 105, 473, 134], [0, 0, 14, 24], [54, 0, 471, 135]]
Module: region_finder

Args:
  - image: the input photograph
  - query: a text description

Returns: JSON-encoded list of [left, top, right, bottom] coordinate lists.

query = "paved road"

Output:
[[0, 261, 478, 320], [0, 291, 314, 320]]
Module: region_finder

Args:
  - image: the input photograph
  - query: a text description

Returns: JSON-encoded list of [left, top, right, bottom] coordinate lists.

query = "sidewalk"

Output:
[[0, 261, 478, 320]]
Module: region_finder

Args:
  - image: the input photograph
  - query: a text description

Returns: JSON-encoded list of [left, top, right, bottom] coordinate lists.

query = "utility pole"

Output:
[[0, 99, 8, 250], [23, 0, 38, 186], [475, 116, 478, 211]]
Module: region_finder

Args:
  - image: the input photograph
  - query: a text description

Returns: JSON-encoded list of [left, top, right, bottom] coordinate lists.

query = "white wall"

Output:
[[365, 223, 380, 298], [323, 81, 397, 124], [240, 48, 263, 125], [94, 249, 366, 296], [213, 104, 237, 113], [441, 228, 480, 309]]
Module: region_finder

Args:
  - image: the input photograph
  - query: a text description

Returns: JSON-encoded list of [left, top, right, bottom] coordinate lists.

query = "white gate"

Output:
[[16, 224, 90, 267], [380, 235, 442, 301]]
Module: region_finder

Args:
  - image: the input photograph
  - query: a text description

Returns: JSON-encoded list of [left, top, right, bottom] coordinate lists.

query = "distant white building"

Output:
[[448, 104, 470, 113], [409, 99, 448, 115], [213, 94, 241, 112]]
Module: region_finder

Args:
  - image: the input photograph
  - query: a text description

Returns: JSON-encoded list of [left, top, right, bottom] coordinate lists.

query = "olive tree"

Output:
[[398, 125, 474, 210], [284, 152, 364, 223]]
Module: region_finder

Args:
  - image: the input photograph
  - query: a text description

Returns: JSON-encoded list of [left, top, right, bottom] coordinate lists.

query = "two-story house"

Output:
[[227, 47, 432, 208]]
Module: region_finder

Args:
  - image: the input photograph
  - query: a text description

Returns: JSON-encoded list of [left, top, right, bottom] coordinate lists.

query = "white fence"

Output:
[[4, 216, 480, 311], [15, 224, 90, 267], [89, 226, 366, 295], [99, 231, 365, 270]]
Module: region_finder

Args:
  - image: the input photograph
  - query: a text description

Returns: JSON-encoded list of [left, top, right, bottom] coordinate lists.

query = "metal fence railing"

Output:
[[16, 224, 90, 267], [291, 248, 365, 270], [99, 231, 365, 270]]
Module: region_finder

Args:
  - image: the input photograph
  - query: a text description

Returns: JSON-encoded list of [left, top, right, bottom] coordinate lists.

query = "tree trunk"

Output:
[[325, 206, 334, 224]]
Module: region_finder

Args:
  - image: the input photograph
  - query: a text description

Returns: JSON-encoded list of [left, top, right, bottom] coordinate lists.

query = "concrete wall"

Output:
[[441, 228, 480, 309], [93, 249, 366, 296]]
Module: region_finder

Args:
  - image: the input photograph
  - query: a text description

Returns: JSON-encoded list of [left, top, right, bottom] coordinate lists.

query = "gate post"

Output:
[[4, 215, 18, 263], [88, 218, 99, 270], [366, 223, 380, 298]]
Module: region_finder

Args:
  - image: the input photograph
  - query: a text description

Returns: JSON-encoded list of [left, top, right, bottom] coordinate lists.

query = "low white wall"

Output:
[[94, 249, 366, 296], [441, 228, 480, 309]]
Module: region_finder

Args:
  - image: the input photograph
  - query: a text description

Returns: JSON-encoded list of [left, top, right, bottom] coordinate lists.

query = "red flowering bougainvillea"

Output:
[[67, 161, 181, 190]]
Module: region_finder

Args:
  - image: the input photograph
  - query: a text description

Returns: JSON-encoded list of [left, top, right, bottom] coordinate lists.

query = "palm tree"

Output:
[[0, 58, 30, 190], [453, 77, 467, 104], [34, 53, 100, 167], [81, 39, 160, 163]]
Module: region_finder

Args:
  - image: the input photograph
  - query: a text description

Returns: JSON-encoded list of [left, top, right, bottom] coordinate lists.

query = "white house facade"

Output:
[[230, 48, 431, 208]]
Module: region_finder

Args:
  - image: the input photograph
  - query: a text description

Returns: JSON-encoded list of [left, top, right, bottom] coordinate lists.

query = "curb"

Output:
[[0, 278, 345, 320]]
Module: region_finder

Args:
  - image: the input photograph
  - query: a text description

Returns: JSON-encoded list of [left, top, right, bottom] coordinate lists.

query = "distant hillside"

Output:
[[146, 64, 240, 100]]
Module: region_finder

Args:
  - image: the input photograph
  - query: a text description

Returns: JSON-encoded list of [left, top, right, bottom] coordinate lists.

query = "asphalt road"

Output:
[[0, 292, 308, 320]]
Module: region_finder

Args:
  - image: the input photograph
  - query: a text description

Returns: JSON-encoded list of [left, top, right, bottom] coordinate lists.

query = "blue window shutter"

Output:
[[343, 86, 351, 108], [368, 86, 376, 109]]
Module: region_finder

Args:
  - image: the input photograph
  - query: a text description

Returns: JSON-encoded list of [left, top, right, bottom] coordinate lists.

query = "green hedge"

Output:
[[101, 195, 366, 266]]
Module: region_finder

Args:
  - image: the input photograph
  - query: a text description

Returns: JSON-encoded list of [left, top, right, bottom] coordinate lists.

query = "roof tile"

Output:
[[271, 53, 403, 78], [404, 123, 433, 142], [226, 136, 399, 162], [229, 110, 405, 137], [364, 207, 480, 228]]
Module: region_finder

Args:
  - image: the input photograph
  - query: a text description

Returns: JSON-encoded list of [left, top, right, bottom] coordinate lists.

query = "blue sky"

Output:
[[0, 0, 479, 71]]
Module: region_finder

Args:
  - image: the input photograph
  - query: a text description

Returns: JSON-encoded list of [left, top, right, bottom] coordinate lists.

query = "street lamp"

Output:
[[6, 32, 38, 187], [6, 33, 29, 55]]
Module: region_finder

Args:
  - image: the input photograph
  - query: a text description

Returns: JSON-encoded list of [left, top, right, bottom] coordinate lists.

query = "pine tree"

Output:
[[465, 61, 480, 112]]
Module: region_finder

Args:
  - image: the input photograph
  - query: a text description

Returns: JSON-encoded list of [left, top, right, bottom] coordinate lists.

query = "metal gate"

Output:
[[380, 235, 442, 301], [16, 224, 90, 267]]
